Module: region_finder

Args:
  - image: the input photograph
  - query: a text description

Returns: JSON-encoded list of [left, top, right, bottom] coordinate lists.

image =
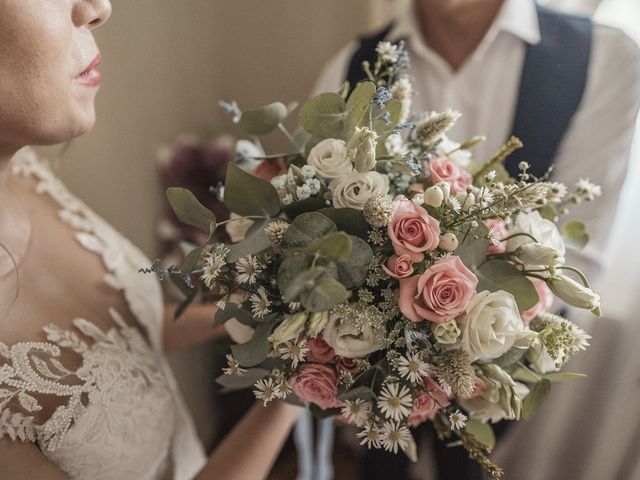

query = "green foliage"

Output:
[[215, 368, 270, 391], [231, 315, 279, 367], [226, 220, 272, 262], [511, 364, 541, 383], [522, 379, 551, 421], [182, 244, 207, 274], [465, 420, 496, 451], [494, 347, 527, 369], [166, 187, 216, 234], [476, 260, 539, 311], [371, 99, 401, 134], [224, 163, 281, 217], [302, 232, 352, 263], [337, 386, 375, 402], [345, 81, 376, 132], [456, 223, 489, 269], [283, 198, 326, 219], [214, 303, 255, 326], [173, 288, 197, 321], [543, 372, 587, 382], [561, 219, 589, 250], [299, 93, 346, 139], [335, 236, 373, 289], [318, 208, 369, 239], [238, 102, 288, 135], [282, 212, 337, 251], [298, 275, 349, 312]]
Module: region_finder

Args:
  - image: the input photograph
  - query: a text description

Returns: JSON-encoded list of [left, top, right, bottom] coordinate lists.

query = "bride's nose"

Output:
[[73, 0, 112, 29]]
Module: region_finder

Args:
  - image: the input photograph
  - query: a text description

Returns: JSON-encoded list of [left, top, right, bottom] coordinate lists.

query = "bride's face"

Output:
[[0, 0, 112, 153]]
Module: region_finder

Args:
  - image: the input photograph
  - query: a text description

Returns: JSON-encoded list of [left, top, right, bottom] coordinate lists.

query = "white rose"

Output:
[[226, 213, 254, 243], [347, 127, 377, 172], [432, 320, 461, 345], [322, 314, 383, 358], [548, 275, 601, 316], [507, 211, 566, 257], [458, 290, 526, 362], [515, 242, 565, 267], [329, 172, 390, 210], [307, 139, 353, 179], [459, 364, 527, 423]]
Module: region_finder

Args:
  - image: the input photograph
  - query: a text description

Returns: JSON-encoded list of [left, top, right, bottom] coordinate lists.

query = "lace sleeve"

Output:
[[0, 329, 88, 452]]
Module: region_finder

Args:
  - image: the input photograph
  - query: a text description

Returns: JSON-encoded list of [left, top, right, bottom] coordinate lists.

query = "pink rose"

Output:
[[428, 157, 472, 194], [398, 256, 478, 323], [336, 356, 360, 374], [521, 277, 554, 325], [290, 364, 342, 410], [485, 219, 508, 254], [388, 199, 441, 262], [307, 338, 337, 364], [409, 378, 450, 427], [382, 254, 414, 279]]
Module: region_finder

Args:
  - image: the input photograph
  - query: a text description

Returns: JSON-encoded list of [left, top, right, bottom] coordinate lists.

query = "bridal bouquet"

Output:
[[157, 42, 601, 478]]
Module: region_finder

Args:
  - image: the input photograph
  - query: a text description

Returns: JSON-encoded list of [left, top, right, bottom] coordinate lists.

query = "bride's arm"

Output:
[[0, 438, 68, 479], [163, 303, 228, 352], [194, 401, 301, 480]]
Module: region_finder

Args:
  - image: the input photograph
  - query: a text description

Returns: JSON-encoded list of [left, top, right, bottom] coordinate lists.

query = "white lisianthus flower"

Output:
[[307, 138, 353, 179], [431, 319, 461, 345], [347, 127, 378, 172], [268, 312, 308, 345], [515, 242, 565, 267], [436, 136, 473, 170], [323, 314, 383, 358], [507, 211, 566, 258], [307, 311, 330, 338], [459, 364, 527, 423], [330, 172, 390, 210], [458, 290, 526, 362], [548, 275, 602, 316], [226, 213, 254, 243]]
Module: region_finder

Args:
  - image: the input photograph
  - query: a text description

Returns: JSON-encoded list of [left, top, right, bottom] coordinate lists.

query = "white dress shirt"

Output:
[[313, 0, 640, 282]]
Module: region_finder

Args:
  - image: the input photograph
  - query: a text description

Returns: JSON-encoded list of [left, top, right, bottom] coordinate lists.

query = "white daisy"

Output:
[[485, 170, 497, 182], [377, 383, 413, 421], [449, 410, 468, 430], [222, 354, 247, 376], [341, 399, 372, 427], [249, 287, 271, 319], [376, 41, 400, 63], [576, 178, 602, 200], [278, 339, 309, 368], [235, 255, 262, 285], [487, 225, 503, 247], [201, 251, 226, 288], [380, 420, 412, 454], [254, 378, 277, 406], [356, 423, 382, 449], [396, 352, 431, 384], [274, 380, 292, 399]]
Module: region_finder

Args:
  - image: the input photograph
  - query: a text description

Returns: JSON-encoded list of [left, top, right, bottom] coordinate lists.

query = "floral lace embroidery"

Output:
[[0, 309, 168, 452]]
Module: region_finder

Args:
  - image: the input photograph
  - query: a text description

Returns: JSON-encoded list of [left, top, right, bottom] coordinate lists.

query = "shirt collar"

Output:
[[389, 0, 541, 48]]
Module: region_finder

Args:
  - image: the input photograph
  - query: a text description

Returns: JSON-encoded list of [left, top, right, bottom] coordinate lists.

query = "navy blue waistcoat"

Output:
[[345, 5, 593, 177]]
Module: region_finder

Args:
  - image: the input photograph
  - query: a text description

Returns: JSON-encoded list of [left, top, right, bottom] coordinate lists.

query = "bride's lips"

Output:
[[75, 53, 102, 87]]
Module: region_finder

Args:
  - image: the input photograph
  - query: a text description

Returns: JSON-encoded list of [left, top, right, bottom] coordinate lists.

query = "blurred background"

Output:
[[41, 0, 640, 478]]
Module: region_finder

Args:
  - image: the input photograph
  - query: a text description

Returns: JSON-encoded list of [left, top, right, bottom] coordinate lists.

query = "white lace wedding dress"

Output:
[[0, 149, 206, 479]]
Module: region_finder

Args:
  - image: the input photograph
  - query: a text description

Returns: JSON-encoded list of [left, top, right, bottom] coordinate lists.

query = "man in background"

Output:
[[313, 0, 640, 478]]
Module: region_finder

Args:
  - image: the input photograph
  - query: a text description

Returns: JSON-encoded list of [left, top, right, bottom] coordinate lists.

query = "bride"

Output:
[[0, 1, 300, 479]]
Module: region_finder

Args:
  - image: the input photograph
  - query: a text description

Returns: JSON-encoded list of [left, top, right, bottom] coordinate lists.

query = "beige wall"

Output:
[[43, 0, 395, 447], [50, 0, 394, 256]]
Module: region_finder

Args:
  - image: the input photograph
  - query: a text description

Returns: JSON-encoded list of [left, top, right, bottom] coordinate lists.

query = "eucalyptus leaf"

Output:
[[561, 219, 589, 250], [511, 365, 541, 383], [543, 372, 587, 382], [318, 208, 369, 239], [238, 102, 288, 135], [456, 223, 489, 269], [214, 302, 255, 326], [224, 163, 281, 218], [173, 288, 197, 321], [167, 187, 216, 233], [282, 212, 337, 251], [299, 92, 346, 139], [476, 260, 539, 311], [494, 347, 527, 369], [215, 368, 270, 391], [344, 81, 376, 133], [302, 232, 352, 263], [336, 236, 373, 289], [465, 420, 496, 451], [299, 275, 349, 312], [283, 198, 326, 220], [182, 244, 206, 274], [337, 386, 375, 402], [277, 253, 313, 296], [282, 267, 326, 303], [231, 315, 279, 367], [227, 220, 271, 262], [371, 99, 401, 133], [538, 204, 558, 222], [522, 379, 551, 421]]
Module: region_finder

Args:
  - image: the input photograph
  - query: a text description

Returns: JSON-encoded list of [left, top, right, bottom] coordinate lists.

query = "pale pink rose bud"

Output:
[[290, 364, 342, 410], [307, 337, 337, 364], [428, 157, 472, 194], [387, 199, 441, 262], [424, 186, 444, 207], [382, 254, 415, 279], [439, 232, 459, 252], [409, 378, 450, 427]]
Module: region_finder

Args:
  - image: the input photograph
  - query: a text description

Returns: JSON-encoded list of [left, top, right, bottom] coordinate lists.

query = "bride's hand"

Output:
[[162, 302, 228, 352]]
